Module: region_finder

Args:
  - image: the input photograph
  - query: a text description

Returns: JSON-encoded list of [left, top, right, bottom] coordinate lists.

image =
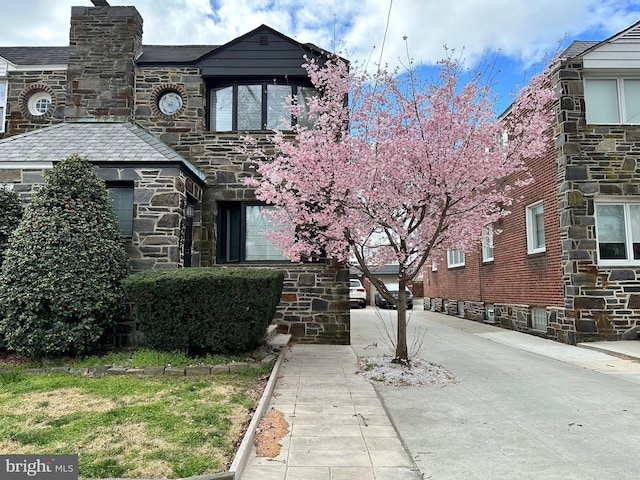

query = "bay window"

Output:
[[209, 80, 316, 132]]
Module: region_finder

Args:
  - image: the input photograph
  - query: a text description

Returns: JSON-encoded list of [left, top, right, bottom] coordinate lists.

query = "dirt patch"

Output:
[[357, 355, 458, 386], [253, 407, 289, 457]]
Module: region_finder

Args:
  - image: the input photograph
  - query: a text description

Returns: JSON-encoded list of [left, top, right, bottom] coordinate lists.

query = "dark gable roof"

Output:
[[0, 121, 205, 182], [0, 25, 336, 66], [0, 25, 331, 67]]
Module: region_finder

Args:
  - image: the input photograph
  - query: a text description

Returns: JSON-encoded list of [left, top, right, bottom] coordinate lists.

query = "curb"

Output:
[[228, 345, 287, 479]]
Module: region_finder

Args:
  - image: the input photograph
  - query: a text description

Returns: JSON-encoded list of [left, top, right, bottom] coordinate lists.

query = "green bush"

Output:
[[0, 188, 23, 266], [123, 267, 284, 353], [0, 155, 130, 357]]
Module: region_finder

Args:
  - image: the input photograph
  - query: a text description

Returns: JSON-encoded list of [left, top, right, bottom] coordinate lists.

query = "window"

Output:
[[485, 305, 495, 323], [431, 260, 438, 272], [531, 308, 547, 331], [107, 183, 134, 237], [447, 249, 465, 268], [208, 81, 316, 132], [482, 224, 494, 262], [584, 77, 640, 124], [0, 80, 6, 133], [217, 202, 287, 263], [595, 200, 640, 265], [27, 90, 52, 116], [526, 201, 545, 254]]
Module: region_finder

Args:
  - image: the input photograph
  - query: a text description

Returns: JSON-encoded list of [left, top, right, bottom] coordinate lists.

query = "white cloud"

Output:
[[0, 0, 638, 72]]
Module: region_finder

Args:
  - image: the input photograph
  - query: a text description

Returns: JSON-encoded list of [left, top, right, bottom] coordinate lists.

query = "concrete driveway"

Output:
[[351, 302, 640, 480]]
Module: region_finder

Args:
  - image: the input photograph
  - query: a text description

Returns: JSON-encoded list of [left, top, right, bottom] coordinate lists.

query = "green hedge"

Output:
[[122, 267, 284, 353]]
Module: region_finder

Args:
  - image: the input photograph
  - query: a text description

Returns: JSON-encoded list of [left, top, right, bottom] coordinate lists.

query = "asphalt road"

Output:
[[350, 303, 640, 480]]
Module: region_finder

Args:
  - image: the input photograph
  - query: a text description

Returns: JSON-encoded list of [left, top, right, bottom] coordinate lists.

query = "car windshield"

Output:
[[384, 283, 410, 294]]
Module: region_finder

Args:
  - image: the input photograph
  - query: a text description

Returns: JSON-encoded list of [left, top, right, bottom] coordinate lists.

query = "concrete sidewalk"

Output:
[[240, 344, 422, 480], [240, 306, 640, 479], [578, 339, 640, 361]]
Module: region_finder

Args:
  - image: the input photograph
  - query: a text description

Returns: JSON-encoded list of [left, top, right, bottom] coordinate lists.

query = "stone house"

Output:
[[0, 2, 349, 344], [424, 21, 640, 345]]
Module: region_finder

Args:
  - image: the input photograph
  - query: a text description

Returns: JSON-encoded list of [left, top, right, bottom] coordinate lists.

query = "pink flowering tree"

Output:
[[246, 53, 556, 362]]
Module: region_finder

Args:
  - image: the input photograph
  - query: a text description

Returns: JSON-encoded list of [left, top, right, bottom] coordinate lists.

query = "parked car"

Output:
[[375, 283, 413, 309], [349, 279, 367, 309]]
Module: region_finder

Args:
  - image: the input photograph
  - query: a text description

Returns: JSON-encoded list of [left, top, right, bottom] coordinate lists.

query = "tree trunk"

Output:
[[395, 280, 408, 362]]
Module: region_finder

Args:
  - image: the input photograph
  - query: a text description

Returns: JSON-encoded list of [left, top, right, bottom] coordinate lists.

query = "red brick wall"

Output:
[[424, 136, 564, 309]]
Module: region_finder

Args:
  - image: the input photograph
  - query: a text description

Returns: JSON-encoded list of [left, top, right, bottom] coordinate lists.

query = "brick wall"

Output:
[[424, 93, 566, 341]]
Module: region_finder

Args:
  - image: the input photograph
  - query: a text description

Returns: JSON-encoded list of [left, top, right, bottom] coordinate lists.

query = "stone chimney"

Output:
[[64, 4, 143, 120]]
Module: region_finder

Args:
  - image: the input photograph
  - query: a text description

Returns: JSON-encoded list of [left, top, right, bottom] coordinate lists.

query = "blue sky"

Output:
[[1, 0, 640, 113]]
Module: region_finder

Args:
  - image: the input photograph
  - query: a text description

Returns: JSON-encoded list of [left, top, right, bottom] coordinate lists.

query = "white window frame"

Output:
[[526, 201, 545, 254], [0, 78, 7, 133], [531, 308, 548, 331], [595, 198, 640, 266], [447, 249, 465, 268], [584, 77, 640, 124], [431, 260, 438, 272], [482, 224, 494, 262], [27, 90, 52, 116]]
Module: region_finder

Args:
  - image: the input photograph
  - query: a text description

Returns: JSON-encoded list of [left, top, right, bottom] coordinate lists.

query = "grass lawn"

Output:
[[0, 350, 271, 478]]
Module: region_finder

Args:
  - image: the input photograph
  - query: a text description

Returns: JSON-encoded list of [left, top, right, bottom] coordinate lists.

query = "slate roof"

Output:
[[561, 40, 599, 58], [0, 45, 219, 66], [0, 46, 68, 65], [350, 264, 400, 276], [137, 45, 218, 64], [0, 121, 206, 181]]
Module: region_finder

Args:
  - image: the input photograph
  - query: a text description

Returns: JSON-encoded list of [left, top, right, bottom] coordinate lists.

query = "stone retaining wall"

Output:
[[24, 355, 276, 377], [425, 297, 573, 343]]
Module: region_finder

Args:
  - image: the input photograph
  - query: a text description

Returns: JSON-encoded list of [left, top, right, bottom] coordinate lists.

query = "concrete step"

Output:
[[268, 333, 291, 348], [266, 324, 278, 340]]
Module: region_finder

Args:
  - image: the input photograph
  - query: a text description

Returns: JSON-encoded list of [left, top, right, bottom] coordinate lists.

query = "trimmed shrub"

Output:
[[0, 188, 23, 266], [123, 267, 284, 353], [0, 155, 130, 357]]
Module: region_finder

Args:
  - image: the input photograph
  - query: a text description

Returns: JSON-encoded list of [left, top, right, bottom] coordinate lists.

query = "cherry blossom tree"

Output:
[[246, 52, 556, 362]]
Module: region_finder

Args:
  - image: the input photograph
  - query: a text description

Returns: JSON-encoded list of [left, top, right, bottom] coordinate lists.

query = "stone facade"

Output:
[[0, 4, 349, 344], [554, 57, 640, 342], [5, 72, 66, 135], [65, 6, 142, 120], [1, 163, 203, 270]]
